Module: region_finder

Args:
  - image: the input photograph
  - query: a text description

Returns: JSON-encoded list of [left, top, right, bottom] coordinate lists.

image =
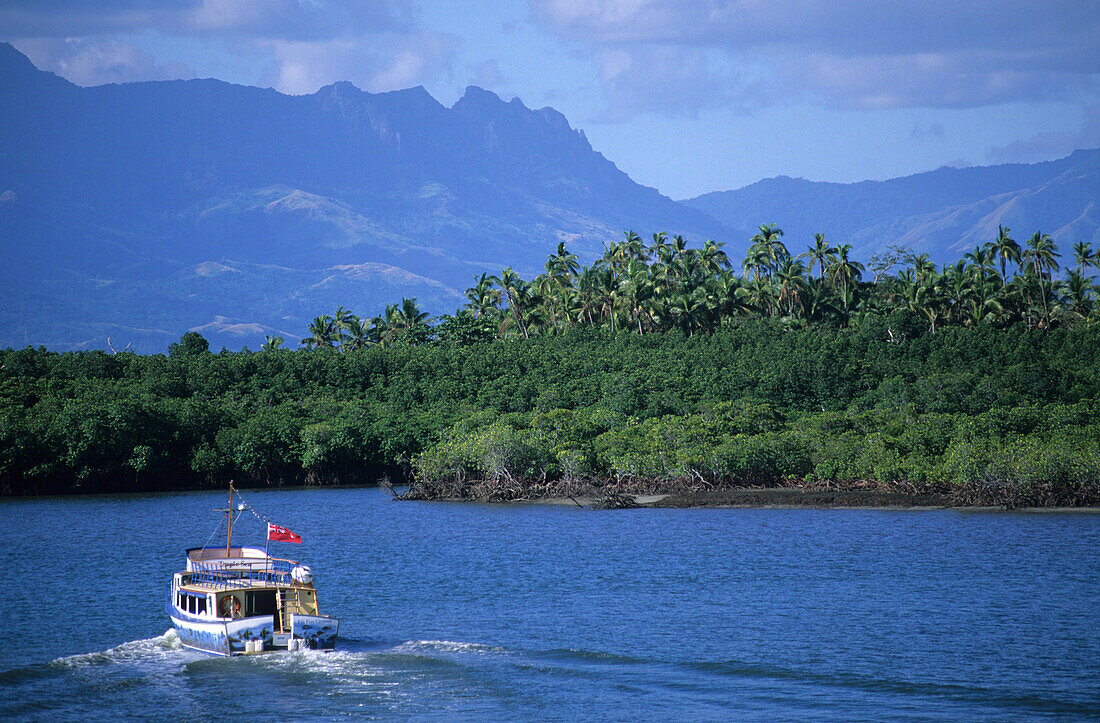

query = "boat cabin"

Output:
[[173, 546, 320, 628]]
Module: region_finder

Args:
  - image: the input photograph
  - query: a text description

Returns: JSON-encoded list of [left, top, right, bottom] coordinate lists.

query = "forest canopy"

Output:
[[2, 226, 1099, 502]]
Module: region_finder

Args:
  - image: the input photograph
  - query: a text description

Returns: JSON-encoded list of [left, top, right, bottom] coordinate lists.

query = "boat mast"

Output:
[[225, 480, 235, 556]]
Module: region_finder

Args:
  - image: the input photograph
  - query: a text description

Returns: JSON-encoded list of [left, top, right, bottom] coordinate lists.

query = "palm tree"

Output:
[[261, 335, 284, 351], [697, 240, 731, 276], [384, 298, 430, 344], [342, 316, 375, 350], [300, 315, 337, 349], [1072, 241, 1096, 276], [910, 253, 937, 281], [331, 306, 354, 348], [491, 267, 532, 340], [749, 223, 788, 275], [829, 244, 864, 324], [991, 225, 1021, 288], [1058, 270, 1095, 319], [1023, 231, 1060, 324], [799, 233, 837, 280], [647, 231, 671, 263], [773, 256, 807, 318], [465, 273, 502, 319]]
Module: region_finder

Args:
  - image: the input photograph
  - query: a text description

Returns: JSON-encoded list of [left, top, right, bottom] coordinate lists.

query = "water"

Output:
[[1, 488, 1098, 720]]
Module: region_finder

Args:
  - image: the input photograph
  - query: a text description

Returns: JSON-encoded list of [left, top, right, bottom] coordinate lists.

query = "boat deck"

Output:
[[182, 557, 311, 592]]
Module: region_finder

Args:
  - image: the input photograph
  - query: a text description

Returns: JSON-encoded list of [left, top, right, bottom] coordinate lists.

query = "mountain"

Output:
[[0, 43, 727, 351], [4, 41, 1098, 352], [683, 151, 1100, 265]]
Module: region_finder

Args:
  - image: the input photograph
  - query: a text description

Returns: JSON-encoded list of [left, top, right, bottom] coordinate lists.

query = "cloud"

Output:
[[15, 37, 194, 85], [260, 32, 456, 95], [529, 0, 1100, 114], [0, 1, 413, 41], [472, 60, 505, 91], [987, 105, 1100, 163], [911, 123, 945, 142], [594, 45, 745, 120], [0, 1, 454, 93]]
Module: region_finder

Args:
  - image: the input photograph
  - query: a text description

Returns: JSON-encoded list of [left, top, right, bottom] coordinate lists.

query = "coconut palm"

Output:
[[491, 267, 532, 339], [697, 240, 731, 276], [261, 335, 284, 351], [1072, 241, 1096, 276], [829, 244, 864, 324], [465, 273, 502, 319], [749, 223, 788, 275], [799, 233, 837, 280], [1022, 231, 1060, 324], [773, 256, 807, 318], [991, 225, 1021, 288], [331, 306, 354, 348], [300, 315, 337, 349], [342, 316, 375, 350]]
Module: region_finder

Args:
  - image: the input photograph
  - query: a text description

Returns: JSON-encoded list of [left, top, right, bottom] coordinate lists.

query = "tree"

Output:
[[491, 267, 533, 340], [799, 233, 837, 280], [991, 225, 1021, 288], [465, 273, 502, 319], [331, 306, 355, 348], [261, 335, 284, 351], [300, 316, 337, 349], [1073, 241, 1096, 276], [387, 298, 430, 345], [829, 244, 864, 324], [748, 223, 787, 275], [1022, 231, 1060, 325], [168, 332, 210, 358]]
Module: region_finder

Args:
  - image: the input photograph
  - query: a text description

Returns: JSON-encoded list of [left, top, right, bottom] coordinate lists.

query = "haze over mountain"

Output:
[[684, 151, 1100, 266], [0, 43, 724, 351], [2, 42, 1098, 352]]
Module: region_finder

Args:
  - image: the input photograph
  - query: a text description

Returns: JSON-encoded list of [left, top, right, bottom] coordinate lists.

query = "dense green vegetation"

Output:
[[2, 226, 1099, 504], [285, 226, 1099, 350]]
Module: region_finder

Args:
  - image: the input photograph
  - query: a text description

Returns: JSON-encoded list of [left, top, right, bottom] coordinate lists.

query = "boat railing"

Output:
[[188, 558, 295, 590]]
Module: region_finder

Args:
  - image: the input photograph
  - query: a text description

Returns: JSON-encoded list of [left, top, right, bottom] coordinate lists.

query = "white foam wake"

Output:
[[48, 629, 183, 668], [391, 640, 506, 655]]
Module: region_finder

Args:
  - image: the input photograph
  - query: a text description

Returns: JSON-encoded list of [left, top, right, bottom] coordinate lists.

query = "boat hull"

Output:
[[290, 613, 340, 651], [168, 608, 276, 656], [168, 601, 339, 656]]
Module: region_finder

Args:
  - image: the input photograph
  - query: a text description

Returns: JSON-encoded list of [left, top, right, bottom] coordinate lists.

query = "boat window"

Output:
[[188, 595, 196, 614], [197, 596, 207, 615], [246, 589, 277, 617]]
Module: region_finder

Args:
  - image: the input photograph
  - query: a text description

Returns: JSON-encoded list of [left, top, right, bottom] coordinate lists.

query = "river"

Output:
[[1, 487, 1097, 720]]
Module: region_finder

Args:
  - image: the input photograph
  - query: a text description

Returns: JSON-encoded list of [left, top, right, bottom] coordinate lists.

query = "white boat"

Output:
[[167, 484, 339, 656]]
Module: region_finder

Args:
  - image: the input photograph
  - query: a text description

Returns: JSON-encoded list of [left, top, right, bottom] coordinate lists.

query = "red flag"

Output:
[[267, 523, 302, 543]]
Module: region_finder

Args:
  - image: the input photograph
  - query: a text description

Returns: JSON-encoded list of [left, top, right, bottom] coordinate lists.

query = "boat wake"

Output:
[[47, 629, 184, 669], [390, 639, 507, 655]]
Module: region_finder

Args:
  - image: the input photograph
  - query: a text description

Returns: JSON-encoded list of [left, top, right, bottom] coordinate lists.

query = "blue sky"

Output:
[[3, 0, 1098, 199]]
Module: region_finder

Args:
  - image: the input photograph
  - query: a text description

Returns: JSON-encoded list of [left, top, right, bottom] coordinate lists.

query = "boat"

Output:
[[167, 483, 339, 656]]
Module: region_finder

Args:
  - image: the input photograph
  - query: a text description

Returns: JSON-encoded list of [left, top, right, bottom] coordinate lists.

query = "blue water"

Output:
[[1, 488, 1098, 720]]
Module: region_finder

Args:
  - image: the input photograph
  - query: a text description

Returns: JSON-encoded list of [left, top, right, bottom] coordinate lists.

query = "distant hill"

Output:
[[3, 41, 1098, 352], [682, 151, 1100, 265], [0, 43, 726, 351]]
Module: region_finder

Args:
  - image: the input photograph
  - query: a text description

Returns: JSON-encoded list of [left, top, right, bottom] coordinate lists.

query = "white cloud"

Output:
[[1, 1, 453, 92], [594, 44, 743, 120], [262, 32, 456, 95], [529, 0, 1100, 115], [15, 37, 194, 85], [988, 106, 1100, 163]]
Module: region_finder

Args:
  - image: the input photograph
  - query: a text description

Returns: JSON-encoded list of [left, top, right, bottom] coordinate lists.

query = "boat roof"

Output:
[[186, 546, 271, 562]]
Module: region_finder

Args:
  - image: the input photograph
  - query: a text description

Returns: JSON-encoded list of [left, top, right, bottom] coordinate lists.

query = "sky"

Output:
[[3, 0, 1099, 199]]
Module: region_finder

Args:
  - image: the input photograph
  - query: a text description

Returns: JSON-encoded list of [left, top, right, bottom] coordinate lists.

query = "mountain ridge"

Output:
[[2, 42, 1098, 351], [683, 149, 1100, 262]]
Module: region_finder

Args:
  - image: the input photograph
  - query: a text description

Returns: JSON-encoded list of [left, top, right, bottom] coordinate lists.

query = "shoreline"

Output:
[[410, 485, 1100, 511]]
